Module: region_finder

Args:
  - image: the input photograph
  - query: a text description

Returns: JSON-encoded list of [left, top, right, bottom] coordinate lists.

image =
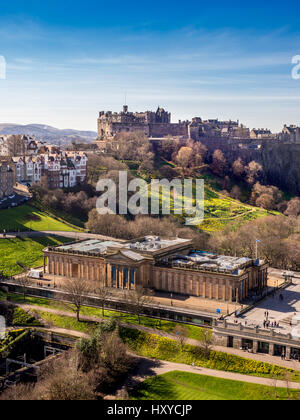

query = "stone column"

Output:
[[120, 268, 124, 289], [106, 264, 111, 287], [253, 340, 258, 354], [286, 346, 291, 359], [223, 282, 226, 301], [233, 337, 242, 349], [269, 343, 275, 356], [229, 286, 233, 302]]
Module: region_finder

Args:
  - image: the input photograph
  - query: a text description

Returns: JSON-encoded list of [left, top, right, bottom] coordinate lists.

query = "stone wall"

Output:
[[148, 123, 188, 138], [213, 320, 300, 357]]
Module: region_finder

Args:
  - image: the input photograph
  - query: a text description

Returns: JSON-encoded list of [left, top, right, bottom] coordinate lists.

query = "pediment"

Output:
[[106, 251, 146, 264]]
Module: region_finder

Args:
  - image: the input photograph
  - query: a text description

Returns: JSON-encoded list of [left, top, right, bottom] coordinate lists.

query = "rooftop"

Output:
[[158, 251, 259, 276], [48, 237, 264, 275], [52, 236, 191, 257]]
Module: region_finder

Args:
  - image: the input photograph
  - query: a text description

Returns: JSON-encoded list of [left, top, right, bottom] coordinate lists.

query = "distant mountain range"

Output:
[[0, 123, 97, 145]]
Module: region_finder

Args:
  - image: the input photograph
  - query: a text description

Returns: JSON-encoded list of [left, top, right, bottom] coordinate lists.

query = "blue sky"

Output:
[[0, 0, 300, 132]]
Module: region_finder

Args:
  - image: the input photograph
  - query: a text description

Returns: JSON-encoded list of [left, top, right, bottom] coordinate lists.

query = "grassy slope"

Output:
[[130, 370, 300, 400], [128, 161, 280, 233], [0, 236, 71, 276], [120, 328, 300, 382], [0, 205, 80, 232]]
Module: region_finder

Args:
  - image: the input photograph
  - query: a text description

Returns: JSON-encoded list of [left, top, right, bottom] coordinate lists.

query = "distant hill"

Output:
[[0, 123, 97, 146]]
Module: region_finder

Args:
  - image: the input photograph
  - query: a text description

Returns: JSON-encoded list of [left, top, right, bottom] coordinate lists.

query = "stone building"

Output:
[[280, 125, 300, 143], [43, 236, 268, 303], [96, 105, 249, 147], [250, 128, 275, 140], [213, 320, 300, 358], [12, 151, 88, 188], [0, 160, 14, 199], [0, 135, 57, 157], [96, 105, 189, 141]]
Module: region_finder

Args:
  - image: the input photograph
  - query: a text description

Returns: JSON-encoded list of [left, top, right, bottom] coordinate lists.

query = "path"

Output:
[[15, 302, 300, 371], [0, 231, 125, 242]]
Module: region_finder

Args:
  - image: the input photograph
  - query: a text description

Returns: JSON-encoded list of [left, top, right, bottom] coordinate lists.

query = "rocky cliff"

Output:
[[261, 143, 300, 195]]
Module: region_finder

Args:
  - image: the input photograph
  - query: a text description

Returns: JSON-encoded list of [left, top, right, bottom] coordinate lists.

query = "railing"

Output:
[[214, 319, 300, 344]]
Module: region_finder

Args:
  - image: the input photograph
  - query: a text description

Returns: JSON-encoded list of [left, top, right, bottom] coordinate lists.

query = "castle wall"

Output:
[[148, 123, 188, 138]]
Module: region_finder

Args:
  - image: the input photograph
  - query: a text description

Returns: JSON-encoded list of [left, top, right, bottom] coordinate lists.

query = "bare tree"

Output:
[[197, 329, 213, 358], [285, 197, 300, 217], [211, 149, 227, 177], [16, 274, 31, 302], [124, 285, 153, 325], [96, 285, 110, 317], [283, 371, 292, 400], [62, 277, 92, 322], [270, 373, 278, 400], [173, 324, 189, 349]]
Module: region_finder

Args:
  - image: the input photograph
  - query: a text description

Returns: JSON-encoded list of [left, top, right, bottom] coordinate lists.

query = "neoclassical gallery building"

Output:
[[43, 236, 268, 303]]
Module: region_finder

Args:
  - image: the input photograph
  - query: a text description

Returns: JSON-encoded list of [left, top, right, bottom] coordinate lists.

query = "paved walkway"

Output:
[[230, 281, 300, 335], [15, 302, 300, 371], [0, 231, 126, 242]]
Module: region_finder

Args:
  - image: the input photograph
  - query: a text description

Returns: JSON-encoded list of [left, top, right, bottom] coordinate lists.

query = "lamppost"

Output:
[[157, 302, 162, 328]]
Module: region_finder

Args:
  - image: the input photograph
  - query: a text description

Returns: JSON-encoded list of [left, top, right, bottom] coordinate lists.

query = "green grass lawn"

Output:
[[130, 371, 300, 400], [36, 310, 96, 334], [0, 204, 80, 232], [0, 236, 71, 276]]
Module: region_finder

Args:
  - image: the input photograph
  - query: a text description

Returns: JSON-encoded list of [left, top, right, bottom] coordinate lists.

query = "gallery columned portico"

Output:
[[43, 236, 268, 303]]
